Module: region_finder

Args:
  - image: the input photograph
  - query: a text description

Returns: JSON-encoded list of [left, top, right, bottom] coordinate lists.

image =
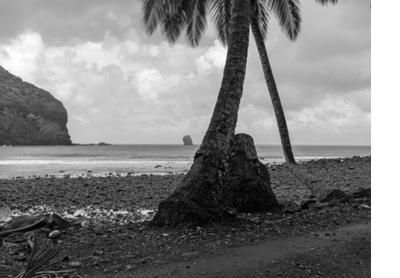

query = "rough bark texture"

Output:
[[250, 17, 345, 201], [150, 0, 252, 227], [220, 134, 280, 212]]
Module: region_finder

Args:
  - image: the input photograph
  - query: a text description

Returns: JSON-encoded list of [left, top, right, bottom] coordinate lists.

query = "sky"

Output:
[[0, 0, 370, 145]]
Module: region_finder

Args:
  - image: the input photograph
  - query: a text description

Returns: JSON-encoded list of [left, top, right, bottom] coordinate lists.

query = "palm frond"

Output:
[[314, 0, 338, 6], [162, 0, 190, 44], [0, 264, 22, 277], [253, 0, 271, 40], [185, 0, 210, 47], [210, 0, 232, 46], [270, 0, 301, 41], [142, 0, 169, 36], [21, 236, 60, 278]]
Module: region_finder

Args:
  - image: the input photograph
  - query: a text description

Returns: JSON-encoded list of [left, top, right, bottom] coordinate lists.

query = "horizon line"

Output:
[[71, 143, 371, 147]]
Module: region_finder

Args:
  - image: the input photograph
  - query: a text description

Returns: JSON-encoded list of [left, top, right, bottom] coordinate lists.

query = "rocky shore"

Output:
[[0, 156, 371, 277]]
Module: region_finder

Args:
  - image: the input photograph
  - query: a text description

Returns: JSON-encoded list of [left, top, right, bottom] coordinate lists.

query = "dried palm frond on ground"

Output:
[[0, 234, 75, 278], [0, 263, 22, 277]]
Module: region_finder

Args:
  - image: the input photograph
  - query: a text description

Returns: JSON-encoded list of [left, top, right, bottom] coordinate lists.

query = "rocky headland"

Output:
[[0, 66, 71, 145]]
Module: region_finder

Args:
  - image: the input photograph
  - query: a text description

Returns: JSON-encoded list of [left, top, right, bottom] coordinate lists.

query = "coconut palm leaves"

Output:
[[209, 0, 232, 46], [185, 1, 210, 46], [142, 0, 210, 46], [141, 0, 302, 47], [270, 0, 301, 40], [143, 0, 338, 46], [315, 0, 338, 5], [251, 0, 271, 42]]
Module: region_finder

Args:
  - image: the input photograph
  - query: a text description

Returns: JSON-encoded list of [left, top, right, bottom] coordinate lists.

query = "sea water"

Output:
[[0, 144, 371, 179]]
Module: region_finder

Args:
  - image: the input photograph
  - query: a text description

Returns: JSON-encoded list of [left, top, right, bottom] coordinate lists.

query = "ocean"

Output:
[[0, 144, 371, 179]]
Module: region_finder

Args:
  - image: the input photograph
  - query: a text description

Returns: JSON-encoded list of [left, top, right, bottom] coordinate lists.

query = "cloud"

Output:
[[354, 89, 371, 113], [0, 30, 45, 82], [0, 0, 370, 145], [195, 40, 227, 71], [135, 68, 164, 101], [0, 28, 228, 143], [72, 116, 91, 126], [0, 0, 142, 44], [287, 95, 371, 138], [105, 10, 132, 30]]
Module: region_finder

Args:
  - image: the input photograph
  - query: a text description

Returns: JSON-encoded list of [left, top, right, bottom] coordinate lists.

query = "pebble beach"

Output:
[[0, 156, 371, 277], [0, 156, 370, 225]]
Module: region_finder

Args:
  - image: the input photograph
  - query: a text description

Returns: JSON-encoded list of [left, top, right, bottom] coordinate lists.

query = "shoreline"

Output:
[[0, 155, 369, 180]]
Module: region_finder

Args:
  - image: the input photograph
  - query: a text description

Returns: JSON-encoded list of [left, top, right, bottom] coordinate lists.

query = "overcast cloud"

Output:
[[0, 0, 370, 145]]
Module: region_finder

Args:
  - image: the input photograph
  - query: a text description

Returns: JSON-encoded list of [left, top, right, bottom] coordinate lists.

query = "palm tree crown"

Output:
[[141, 0, 306, 47]]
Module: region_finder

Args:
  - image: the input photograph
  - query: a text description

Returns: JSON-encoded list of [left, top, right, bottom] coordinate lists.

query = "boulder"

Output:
[[182, 135, 193, 145], [0, 65, 71, 145]]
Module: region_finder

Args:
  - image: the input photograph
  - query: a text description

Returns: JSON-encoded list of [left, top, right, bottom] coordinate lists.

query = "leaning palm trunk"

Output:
[[250, 16, 331, 200], [150, 0, 254, 227]]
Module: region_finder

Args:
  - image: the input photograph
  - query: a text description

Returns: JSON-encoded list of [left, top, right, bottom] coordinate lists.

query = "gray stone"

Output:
[[282, 201, 300, 214], [48, 229, 61, 239], [182, 135, 193, 145]]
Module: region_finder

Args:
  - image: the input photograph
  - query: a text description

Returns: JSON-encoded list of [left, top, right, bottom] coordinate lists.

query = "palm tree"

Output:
[[142, 0, 282, 227], [143, 0, 341, 202], [141, 0, 343, 226], [249, 0, 339, 200]]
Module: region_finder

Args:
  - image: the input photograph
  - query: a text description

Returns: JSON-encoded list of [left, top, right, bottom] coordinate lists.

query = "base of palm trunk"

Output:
[[150, 133, 281, 227], [220, 133, 281, 212], [150, 195, 228, 227]]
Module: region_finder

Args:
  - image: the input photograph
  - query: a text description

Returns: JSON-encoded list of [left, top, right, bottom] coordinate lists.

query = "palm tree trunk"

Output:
[[150, 0, 253, 227], [250, 16, 330, 200]]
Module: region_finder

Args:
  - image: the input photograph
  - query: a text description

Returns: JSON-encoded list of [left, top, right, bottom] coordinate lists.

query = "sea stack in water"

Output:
[[182, 135, 193, 146], [0, 65, 72, 145]]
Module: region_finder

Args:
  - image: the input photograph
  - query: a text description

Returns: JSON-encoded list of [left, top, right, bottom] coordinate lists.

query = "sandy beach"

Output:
[[0, 156, 371, 277]]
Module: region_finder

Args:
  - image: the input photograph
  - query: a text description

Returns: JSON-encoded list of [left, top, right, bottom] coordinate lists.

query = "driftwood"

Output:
[[0, 213, 70, 238]]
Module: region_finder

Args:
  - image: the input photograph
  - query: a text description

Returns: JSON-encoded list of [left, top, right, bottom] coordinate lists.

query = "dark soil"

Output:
[[124, 221, 370, 278], [0, 156, 371, 277]]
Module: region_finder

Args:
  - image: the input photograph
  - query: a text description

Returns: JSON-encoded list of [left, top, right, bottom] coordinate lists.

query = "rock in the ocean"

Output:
[[0, 65, 71, 145], [182, 135, 193, 145]]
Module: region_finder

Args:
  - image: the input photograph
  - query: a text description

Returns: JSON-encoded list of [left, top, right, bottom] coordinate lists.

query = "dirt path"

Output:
[[89, 220, 370, 278]]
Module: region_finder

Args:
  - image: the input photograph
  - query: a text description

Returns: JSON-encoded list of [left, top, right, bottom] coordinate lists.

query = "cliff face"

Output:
[[0, 66, 72, 145]]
